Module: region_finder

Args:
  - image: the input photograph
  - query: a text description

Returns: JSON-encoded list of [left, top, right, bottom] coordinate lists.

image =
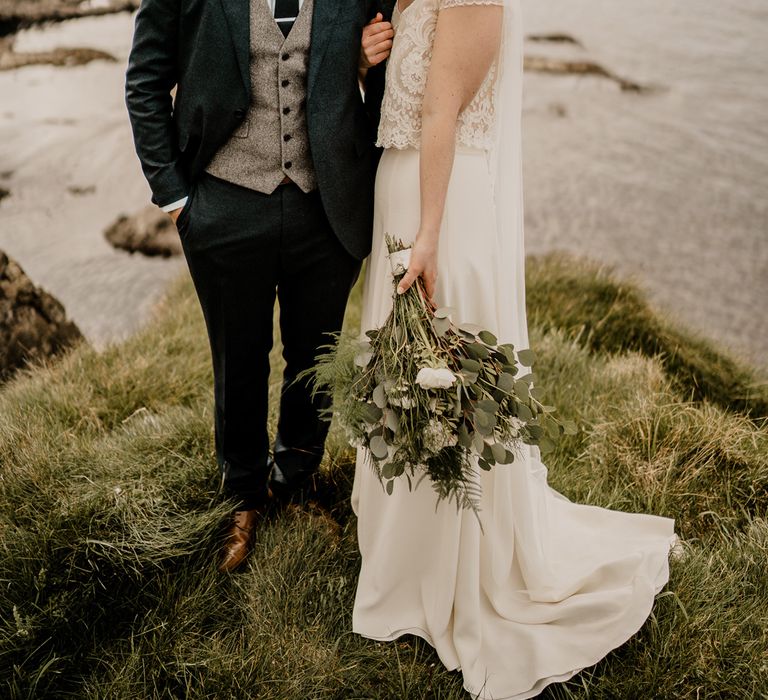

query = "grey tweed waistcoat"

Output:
[[205, 0, 317, 193]]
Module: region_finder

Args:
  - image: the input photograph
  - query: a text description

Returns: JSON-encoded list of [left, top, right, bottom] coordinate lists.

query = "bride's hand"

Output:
[[360, 14, 394, 72], [397, 234, 438, 300]]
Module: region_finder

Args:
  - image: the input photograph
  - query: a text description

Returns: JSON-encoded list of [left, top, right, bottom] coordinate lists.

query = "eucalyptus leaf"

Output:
[[370, 435, 389, 459], [517, 403, 533, 422], [514, 381, 530, 401], [478, 330, 498, 346], [478, 458, 492, 471], [434, 306, 455, 319], [372, 383, 387, 409], [472, 431, 485, 454], [460, 370, 479, 384], [475, 418, 494, 437], [458, 423, 473, 448], [460, 358, 481, 373], [360, 402, 383, 423], [545, 418, 560, 439], [490, 441, 508, 463], [477, 399, 499, 414], [497, 372, 515, 393], [539, 436, 556, 454], [385, 410, 399, 433], [517, 348, 536, 367], [386, 479, 394, 495], [381, 461, 398, 479], [466, 343, 491, 360], [499, 343, 516, 363], [432, 316, 451, 337], [459, 323, 482, 336], [526, 424, 544, 440]]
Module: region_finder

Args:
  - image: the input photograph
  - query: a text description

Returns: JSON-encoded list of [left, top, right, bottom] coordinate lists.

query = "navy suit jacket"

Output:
[[125, 0, 393, 260]]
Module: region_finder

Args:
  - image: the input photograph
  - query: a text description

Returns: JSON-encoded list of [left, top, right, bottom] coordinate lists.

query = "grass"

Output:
[[0, 255, 766, 699]]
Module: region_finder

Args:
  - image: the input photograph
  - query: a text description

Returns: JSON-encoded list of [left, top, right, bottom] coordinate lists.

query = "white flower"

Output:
[[423, 418, 459, 453], [386, 380, 415, 408], [505, 416, 526, 437], [415, 367, 457, 390]]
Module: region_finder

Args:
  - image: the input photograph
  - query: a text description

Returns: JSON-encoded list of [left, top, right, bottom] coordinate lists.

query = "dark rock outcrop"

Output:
[[104, 205, 182, 258], [0, 43, 116, 70], [0, 0, 139, 37], [523, 55, 650, 93], [0, 250, 84, 381]]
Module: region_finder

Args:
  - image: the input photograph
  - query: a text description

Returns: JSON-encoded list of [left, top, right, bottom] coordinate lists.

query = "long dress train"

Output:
[[350, 2, 678, 698]]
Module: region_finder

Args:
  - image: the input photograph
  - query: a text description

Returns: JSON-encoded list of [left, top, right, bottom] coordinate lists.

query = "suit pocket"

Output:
[[175, 181, 198, 236]]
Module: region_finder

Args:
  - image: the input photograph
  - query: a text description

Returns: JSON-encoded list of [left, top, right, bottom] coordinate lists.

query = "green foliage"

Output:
[[0, 259, 766, 699], [526, 253, 768, 419]]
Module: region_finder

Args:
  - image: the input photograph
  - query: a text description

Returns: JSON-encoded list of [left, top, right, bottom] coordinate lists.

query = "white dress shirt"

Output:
[[162, 0, 306, 212]]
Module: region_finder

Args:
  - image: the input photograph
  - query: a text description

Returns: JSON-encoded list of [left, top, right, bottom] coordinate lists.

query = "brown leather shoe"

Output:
[[218, 508, 262, 573]]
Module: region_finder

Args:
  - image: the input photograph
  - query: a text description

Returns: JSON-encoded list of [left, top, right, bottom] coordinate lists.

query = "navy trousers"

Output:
[[177, 172, 361, 509]]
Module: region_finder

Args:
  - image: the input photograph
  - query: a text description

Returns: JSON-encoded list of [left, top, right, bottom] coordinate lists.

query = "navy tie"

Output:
[[274, 0, 299, 38]]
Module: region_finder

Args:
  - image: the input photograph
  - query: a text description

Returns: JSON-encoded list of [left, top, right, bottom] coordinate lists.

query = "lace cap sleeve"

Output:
[[439, 0, 504, 8]]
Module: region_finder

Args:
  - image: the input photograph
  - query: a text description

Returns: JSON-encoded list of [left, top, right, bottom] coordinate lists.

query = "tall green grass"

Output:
[[1, 256, 766, 699]]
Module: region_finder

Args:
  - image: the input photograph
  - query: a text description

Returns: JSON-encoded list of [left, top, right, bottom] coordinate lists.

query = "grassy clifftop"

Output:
[[0, 255, 766, 699]]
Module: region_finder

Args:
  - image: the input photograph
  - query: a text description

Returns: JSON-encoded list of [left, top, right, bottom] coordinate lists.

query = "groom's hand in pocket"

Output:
[[360, 13, 394, 71]]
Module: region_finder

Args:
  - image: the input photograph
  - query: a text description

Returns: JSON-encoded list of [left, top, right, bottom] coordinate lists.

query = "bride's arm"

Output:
[[397, 3, 502, 298]]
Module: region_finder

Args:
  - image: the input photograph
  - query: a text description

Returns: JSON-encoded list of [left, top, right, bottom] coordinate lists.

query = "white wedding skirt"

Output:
[[351, 147, 679, 699]]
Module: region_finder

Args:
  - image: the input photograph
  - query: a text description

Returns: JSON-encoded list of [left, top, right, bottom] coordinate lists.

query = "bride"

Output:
[[354, 1, 679, 698]]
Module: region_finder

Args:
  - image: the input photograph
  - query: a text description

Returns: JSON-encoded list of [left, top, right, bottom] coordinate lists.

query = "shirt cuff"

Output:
[[160, 197, 188, 213]]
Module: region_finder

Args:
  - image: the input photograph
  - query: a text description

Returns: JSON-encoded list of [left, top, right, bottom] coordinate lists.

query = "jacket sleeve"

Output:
[[125, 0, 188, 208]]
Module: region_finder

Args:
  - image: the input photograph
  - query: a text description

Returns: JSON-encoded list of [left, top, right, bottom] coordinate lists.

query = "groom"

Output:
[[125, 0, 394, 571]]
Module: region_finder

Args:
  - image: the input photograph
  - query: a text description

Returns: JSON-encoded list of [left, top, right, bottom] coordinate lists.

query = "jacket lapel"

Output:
[[218, 0, 251, 92], [307, 0, 343, 97]]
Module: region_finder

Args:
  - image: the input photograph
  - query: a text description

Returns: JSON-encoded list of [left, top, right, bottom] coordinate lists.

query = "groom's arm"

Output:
[[125, 0, 188, 211]]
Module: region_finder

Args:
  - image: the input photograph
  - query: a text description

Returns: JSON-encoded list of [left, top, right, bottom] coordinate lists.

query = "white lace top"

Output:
[[376, 0, 504, 151]]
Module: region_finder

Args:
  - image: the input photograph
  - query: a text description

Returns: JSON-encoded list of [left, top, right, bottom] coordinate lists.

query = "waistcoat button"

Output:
[[281, 79, 290, 88], [283, 106, 291, 115], [284, 161, 292, 169], [282, 53, 290, 61]]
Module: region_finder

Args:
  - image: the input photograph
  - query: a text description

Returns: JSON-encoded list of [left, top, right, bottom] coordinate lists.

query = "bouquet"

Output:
[[308, 237, 576, 513]]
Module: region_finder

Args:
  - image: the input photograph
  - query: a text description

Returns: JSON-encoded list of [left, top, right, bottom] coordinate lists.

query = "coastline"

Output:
[[0, 7, 765, 365]]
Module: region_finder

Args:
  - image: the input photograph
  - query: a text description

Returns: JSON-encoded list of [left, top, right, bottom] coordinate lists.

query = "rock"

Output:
[[0, 0, 140, 37], [0, 187, 8, 203], [523, 55, 649, 93], [0, 249, 84, 381], [527, 33, 583, 47], [0, 44, 116, 70], [104, 205, 183, 258]]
